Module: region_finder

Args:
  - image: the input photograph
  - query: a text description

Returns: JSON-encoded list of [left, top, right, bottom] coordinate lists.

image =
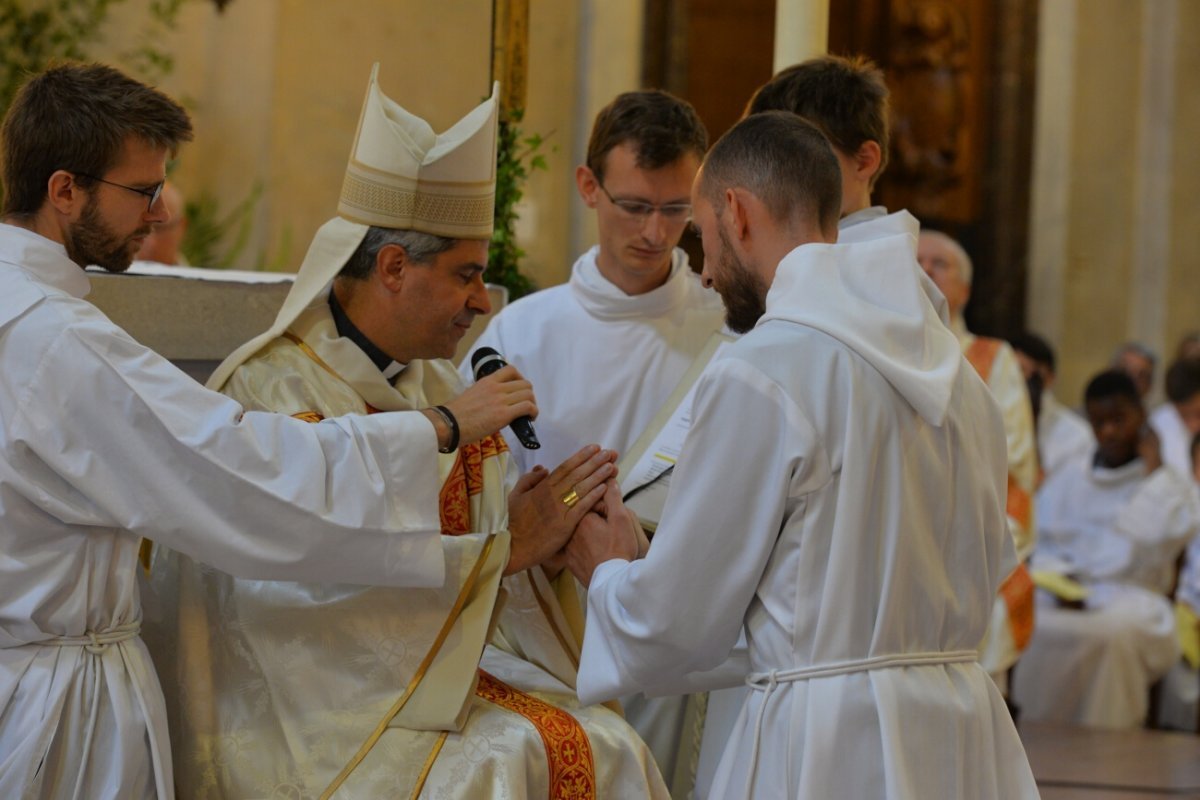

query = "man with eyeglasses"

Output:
[[463, 90, 725, 794], [0, 63, 550, 799]]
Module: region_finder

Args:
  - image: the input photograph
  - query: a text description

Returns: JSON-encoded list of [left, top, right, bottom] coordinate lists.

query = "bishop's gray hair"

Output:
[[338, 226, 458, 280]]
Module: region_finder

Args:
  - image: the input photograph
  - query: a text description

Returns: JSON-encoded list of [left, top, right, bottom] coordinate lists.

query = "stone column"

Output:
[[773, 0, 829, 72]]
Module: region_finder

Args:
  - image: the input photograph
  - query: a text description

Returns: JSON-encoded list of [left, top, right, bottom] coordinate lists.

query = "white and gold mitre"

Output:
[[337, 63, 499, 239], [206, 67, 500, 392]]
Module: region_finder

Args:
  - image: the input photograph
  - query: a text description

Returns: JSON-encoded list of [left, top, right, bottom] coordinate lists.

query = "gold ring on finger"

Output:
[[560, 488, 580, 508]]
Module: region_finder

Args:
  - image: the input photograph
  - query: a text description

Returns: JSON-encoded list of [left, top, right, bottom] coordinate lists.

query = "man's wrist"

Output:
[[420, 408, 452, 452]]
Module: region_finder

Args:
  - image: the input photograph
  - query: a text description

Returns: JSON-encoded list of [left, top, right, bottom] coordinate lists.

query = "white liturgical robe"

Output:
[[576, 233, 1039, 798], [1037, 391, 1094, 484], [0, 224, 447, 799], [145, 297, 667, 799], [1149, 403, 1196, 479], [1013, 456, 1200, 728], [462, 246, 726, 473]]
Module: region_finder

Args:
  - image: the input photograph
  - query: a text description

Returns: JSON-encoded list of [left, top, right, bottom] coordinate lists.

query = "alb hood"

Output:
[[759, 233, 962, 426]]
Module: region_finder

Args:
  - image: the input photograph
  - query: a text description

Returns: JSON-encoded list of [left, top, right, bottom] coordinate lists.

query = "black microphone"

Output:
[[471, 347, 540, 450]]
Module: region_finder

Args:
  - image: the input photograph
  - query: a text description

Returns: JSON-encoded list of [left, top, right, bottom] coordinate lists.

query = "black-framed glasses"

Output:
[[597, 181, 691, 223], [76, 173, 164, 212]]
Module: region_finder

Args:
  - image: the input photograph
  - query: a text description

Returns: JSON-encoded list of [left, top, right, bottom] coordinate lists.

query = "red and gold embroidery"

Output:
[[439, 433, 510, 535], [475, 669, 596, 800]]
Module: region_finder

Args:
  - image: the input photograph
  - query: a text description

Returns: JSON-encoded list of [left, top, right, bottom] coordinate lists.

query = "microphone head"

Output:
[[471, 347, 507, 379]]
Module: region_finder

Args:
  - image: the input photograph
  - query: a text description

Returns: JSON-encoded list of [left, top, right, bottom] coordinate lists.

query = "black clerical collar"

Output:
[[328, 291, 403, 379]]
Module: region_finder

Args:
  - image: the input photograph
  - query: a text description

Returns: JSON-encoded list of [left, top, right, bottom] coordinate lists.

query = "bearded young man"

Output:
[[564, 111, 1039, 798], [0, 63, 552, 799], [144, 66, 667, 799]]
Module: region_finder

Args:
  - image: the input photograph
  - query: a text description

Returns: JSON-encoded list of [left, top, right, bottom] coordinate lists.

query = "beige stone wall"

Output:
[[88, 0, 644, 291], [1029, 0, 1199, 407]]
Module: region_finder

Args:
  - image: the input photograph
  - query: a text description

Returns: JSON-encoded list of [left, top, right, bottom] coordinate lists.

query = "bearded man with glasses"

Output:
[[463, 89, 725, 796]]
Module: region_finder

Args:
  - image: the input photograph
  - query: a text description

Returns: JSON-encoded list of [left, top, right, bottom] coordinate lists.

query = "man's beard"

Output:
[[712, 227, 767, 334], [65, 198, 147, 273]]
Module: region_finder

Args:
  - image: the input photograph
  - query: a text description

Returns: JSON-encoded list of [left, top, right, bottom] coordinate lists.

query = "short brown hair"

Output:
[[748, 55, 890, 187], [585, 90, 708, 184], [2, 62, 193, 218], [700, 111, 841, 237]]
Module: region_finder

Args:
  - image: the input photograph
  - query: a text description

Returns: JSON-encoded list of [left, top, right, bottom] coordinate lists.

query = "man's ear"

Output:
[[375, 243, 409, 293], [46, 170, 84, 217], [854, 140, 883, 183], [575, 165, 600, 208], [725, 188, 752, 242]]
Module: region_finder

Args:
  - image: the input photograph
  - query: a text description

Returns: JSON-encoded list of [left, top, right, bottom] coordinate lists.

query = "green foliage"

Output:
[[0, 0, 117, 119], [180, 183, 260, 268], [0, 0, 267, 271], [488, 109, 550, 301]]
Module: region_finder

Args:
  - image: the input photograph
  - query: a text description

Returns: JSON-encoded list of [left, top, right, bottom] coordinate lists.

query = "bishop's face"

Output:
[[67, 136, 170, 273], [394, 239, 492, 361], [692, 190, 767, 334]]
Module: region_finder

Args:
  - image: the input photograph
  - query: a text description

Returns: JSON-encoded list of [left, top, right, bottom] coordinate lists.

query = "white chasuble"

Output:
[[145, 299, 667, 799], [576, 235, 1039, 799]]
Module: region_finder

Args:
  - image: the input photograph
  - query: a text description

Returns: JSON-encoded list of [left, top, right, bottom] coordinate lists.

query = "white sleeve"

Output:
[[1115, 466, 1200, 567], [12, 318, 446, 587], [577, 357, 827, 705]]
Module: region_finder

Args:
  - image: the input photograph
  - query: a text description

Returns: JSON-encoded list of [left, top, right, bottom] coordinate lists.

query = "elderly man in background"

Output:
[[1111, 341, 1158, 402], [145, 66, 667, 799], [918, 228, 1039, 695], [134, 180, 187, 265]]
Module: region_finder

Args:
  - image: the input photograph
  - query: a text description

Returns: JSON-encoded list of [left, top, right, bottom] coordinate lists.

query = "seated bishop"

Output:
[[142, 66, 667, 799], [1011, 370, 1200, 728]]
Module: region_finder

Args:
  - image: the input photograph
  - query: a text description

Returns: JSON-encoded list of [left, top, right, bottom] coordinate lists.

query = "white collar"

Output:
[[569, 245, 694, 320], [0, 223, 90, 299]]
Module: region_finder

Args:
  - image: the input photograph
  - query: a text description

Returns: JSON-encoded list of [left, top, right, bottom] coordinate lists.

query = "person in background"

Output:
[[134, 180, 187, 265], [1012, 370, 1199, 729], [918, 228, 1038, 696], [1149, 357, 1200, 478], [1010, 330, 1094, 485], [1111, 341, 1158, 402]]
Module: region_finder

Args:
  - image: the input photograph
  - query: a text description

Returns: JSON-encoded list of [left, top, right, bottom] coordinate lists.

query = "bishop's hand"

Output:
[[504, 444, 617, 576], [566, 480, 644, 587], [437, 364, 537, 449]]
